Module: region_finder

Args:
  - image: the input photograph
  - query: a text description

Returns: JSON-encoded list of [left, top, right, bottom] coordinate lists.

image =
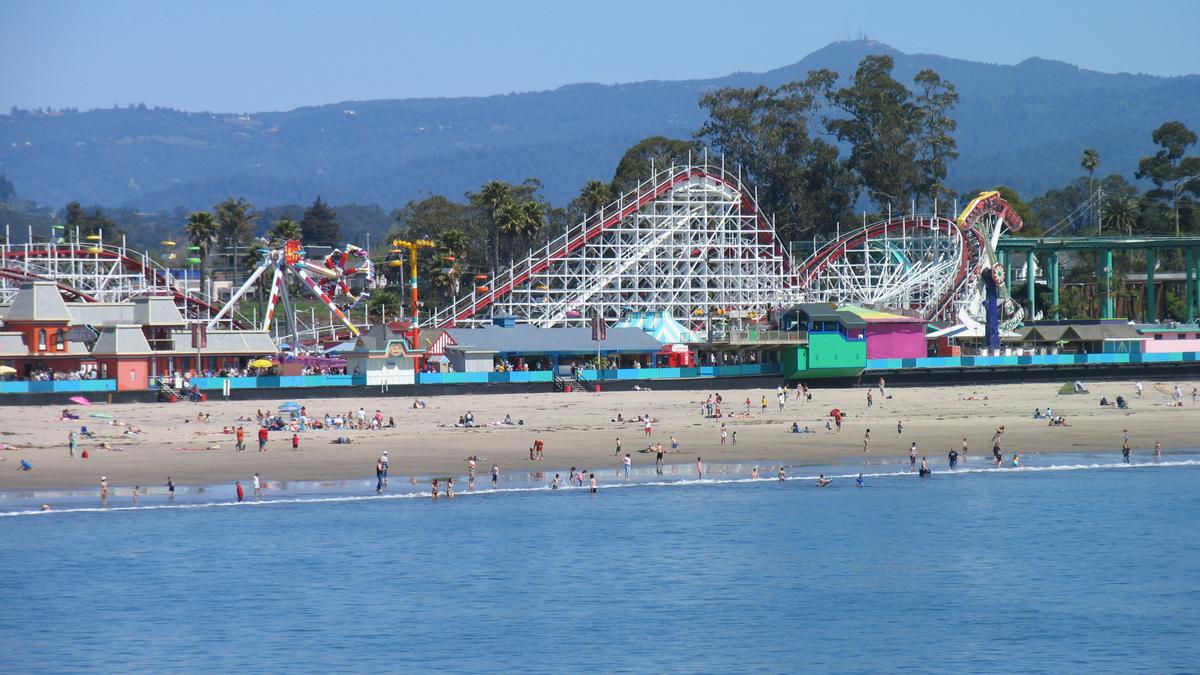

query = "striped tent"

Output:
[[614, 311, 700, 344]]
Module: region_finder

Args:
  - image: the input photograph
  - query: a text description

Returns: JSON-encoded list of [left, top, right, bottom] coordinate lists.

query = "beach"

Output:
[[1, 378, 1196, 491]]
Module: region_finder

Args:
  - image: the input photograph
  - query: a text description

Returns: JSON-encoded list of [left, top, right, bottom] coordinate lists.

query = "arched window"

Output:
[[55, 330, 65, 351], [37, 329, 47, 351]]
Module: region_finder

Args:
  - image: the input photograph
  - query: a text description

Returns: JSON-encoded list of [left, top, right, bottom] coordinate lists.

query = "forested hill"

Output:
[[2, 39, 1197, 210]]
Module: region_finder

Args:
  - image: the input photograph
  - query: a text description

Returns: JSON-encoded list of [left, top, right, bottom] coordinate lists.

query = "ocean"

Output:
[[2, 452, 1199, 673]]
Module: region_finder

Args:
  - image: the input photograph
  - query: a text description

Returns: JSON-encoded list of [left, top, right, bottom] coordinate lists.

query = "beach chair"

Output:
[[80, 425, 95, 439]]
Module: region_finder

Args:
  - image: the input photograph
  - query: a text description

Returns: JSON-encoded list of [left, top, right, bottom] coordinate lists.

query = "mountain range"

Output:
[[1, 39, 1197, 212]]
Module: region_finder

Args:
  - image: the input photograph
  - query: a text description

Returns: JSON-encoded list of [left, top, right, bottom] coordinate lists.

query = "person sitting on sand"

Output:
[[791, 421, 801, 433], [1033, 408, 1042, 419], [61, 408, 80, 420]]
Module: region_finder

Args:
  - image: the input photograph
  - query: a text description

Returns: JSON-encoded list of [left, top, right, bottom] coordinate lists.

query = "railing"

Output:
[[720, 330, 808, 344]]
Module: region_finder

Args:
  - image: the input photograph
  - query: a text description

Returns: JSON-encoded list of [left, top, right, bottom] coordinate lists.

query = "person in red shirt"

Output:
[[257, 427, 268, 452], [235, 480, 245, 502], [291, 433, 299, 450]]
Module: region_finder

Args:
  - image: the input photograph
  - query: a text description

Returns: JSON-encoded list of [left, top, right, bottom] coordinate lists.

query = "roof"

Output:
[[837, 305, 925, 324], [445, 324, 662, 354], [91, 324, 154, 355], [349, 324, 408, 354], [1019, 323, 1143, 342], [168, 329, 278, 354], [4, 281, 73, 324], [0, 332, 27, 356], [67, 303, 135, 327], [614, 311, 700, 343], [134, 296, 186, 326]]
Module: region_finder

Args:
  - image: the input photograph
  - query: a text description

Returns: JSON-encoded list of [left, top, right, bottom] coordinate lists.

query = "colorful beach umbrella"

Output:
[[89, 412, 113, 419], [69, 396, 92, 406], [0, 365, 17, 374], [249, 359, 275, 368], [278, 402, 302, 412]]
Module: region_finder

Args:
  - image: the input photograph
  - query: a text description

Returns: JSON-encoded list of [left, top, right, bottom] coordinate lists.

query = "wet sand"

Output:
[[1, 378, 1196, 491]]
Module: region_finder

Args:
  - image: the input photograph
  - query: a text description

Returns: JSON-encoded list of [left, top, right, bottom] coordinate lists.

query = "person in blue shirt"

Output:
[[856, 474, 864, 487]]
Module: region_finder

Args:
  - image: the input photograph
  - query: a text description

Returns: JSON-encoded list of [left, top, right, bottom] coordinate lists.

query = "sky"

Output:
[[1, 0, 1198, 113]]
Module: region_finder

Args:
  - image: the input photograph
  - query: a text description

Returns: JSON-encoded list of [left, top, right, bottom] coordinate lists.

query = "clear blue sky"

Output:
[[1, 0, 1197, 113]]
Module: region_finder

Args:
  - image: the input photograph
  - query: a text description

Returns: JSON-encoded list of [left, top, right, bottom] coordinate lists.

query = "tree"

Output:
[[63, 201, 117, 239], [826, 55, 920, 211], [912, 69, 960, 204], [698, 72, 856, 241], [475, 181, 513, 274], [300, 196, 340, 246], [610, 137, 702, 195], [1136, 121, 1200, 236], [0, 174, 14, 203], [1081, 148, 1100, 230], [267, 217, 302, 245], [1103, 194, 1139, 236], [213, 197, 257, 264], [185, 211, 218, 289], [575, 180, 612, 218]]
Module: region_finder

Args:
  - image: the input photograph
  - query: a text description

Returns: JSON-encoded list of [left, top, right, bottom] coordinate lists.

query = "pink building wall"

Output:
[[865, 322, 926, 359], [1140, 338, 1200, 353]]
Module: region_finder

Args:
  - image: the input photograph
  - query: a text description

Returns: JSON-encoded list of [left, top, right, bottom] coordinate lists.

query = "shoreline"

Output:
[[0, 378, 1196, 492]]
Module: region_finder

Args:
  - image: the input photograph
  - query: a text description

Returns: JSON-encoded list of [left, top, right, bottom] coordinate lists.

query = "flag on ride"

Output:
[[591, 316, 607, 342]]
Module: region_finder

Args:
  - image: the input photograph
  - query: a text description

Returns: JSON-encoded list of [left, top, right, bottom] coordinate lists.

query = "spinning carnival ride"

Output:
[[207, 240, 374, 349]]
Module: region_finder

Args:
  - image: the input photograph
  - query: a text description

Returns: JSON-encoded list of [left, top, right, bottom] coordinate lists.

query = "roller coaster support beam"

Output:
[[1145, 250, 1156, 323], [208, 260, 272, 330]]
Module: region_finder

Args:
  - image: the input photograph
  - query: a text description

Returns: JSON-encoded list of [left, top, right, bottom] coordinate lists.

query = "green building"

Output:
[[780, 303, 867, 379]]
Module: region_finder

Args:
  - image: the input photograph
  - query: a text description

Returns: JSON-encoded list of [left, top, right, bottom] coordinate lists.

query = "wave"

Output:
[[4, 459, 1198, 518]]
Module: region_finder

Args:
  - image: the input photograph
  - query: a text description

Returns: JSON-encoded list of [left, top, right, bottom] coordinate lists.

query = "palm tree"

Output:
[[477, 181, 512, 274], [267, 217, 302, 245], [185, 210, 217, 292], [520, 200, 545, 239], [1081, 148, 1100, 231], [436, 228, 469, 297], [1103, 194, 1139, 236], [578, 179, 612, 218]]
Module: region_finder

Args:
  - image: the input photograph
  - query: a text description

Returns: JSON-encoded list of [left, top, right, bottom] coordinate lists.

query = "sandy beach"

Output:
[[1, 378, 1197, 491]]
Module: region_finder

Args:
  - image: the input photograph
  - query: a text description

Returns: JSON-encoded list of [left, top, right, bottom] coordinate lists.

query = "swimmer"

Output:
[[551, 474, 561, 489], [751, 466, 759, 479], [856, 473, 864, 487], [447, 477, 455, 499], [589, 473, 597, 494], [777, 466, 786, 482], [431, 479, 439, 500], [817, 474, 831, 488], [1154, 441, 1162, 463], [1011, 454, 1021, 468]]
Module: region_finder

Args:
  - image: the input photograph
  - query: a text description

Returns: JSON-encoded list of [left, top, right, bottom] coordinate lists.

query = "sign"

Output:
[[670, 343, 690, 353], [190, 323, 208, 349], [590, 316, 607, 342], [387, 342, 406, 357]]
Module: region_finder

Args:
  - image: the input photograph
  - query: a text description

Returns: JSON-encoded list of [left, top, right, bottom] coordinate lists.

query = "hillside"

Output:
[[1, 40, 1197, 211]]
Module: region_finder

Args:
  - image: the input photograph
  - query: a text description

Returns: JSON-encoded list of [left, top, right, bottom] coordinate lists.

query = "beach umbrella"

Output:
[[278, 402, 302, 412], [828, 408, 841, 418], [249, 359, 275, 368], [90, 412, 113, 419], [0, 365, 17, 374], [69, 396, 92, 406]]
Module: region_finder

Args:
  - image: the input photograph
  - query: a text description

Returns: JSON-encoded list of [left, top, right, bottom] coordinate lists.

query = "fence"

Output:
[[0, 380, 117, 394], [866, 351, 1200, 371]]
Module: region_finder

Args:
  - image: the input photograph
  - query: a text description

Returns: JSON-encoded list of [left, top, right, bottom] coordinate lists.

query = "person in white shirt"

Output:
[[622, 453, 632, 480], [253, 472, 263, 498]]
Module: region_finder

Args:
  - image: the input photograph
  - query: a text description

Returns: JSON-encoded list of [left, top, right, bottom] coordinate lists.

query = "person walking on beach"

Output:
[[100, 476, 108, 506], [235, 481, 245, 503], [695, 457, 704, 480], [961, 438, 969, 463], [878, 377, 886, 399], [491, 464, 500, 488], [655, 446, 665, 474], [614, 437, 622, 456], [744, 397, 752, 414], [68, 430, 77, 458], [1154, 441, 1162, 463], [644, 418, 652, 437], [731, 430, 737, 446], [235, 426, 245, 451], [253, 472, 263, 498], [1135, 381, 1143, 398], [948, 448, 959, 470], [863, 429, 871, 453], [867, 390, 873, 408], [670, 435, 679, 453], [291, 433, 299, 450], [166, 477, 175, 501], [720, 424, 727, 445], [909, 443, 918, 472], [380, 451, 389, 486], [257, 426, 268, 452], [761, 395, 768, 414], [896, 420, 903, 435], [622, 453, 632, 481]]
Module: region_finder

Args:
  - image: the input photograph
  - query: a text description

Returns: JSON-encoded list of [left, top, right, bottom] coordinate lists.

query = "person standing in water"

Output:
[[695, 457, 704, 480], [589, 473, 597, 494], [622, 453, 632, 481], [856, 474, 864, 487], [467, 456, 477, 487], [1154, 441, 1162, 463], [655, 446, 665, 474], [777, 466, 787, 482], [491, 464, 500, 488], [961, 438, 969, 463], [253, 472, 263, 499], [751, 466, 759, 479], [100, 476, 108, 506], [431, 479, 439, 500], [235, 481, 245, 502], [551, 474, 561, 490], [447, 478, 455, 499], [948, 448, 959, 470], [131, 486, 140, 506], [375, 459, 384, 494], [166, 477, 175, 501], [909, 443, 918, 472]]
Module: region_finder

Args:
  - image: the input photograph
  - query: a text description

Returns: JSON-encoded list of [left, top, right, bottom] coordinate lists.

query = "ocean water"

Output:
[[2, 453, 1199, 674]]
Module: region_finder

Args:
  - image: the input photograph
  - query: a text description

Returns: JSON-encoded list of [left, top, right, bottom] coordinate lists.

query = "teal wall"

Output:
[[866, 351, 1200, 371], [0, 380, 117, 394]]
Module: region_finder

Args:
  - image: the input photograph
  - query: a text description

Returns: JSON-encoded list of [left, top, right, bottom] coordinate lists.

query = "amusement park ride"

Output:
[[0, 160, 1061, 354], [207, 240, 375, 350]]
